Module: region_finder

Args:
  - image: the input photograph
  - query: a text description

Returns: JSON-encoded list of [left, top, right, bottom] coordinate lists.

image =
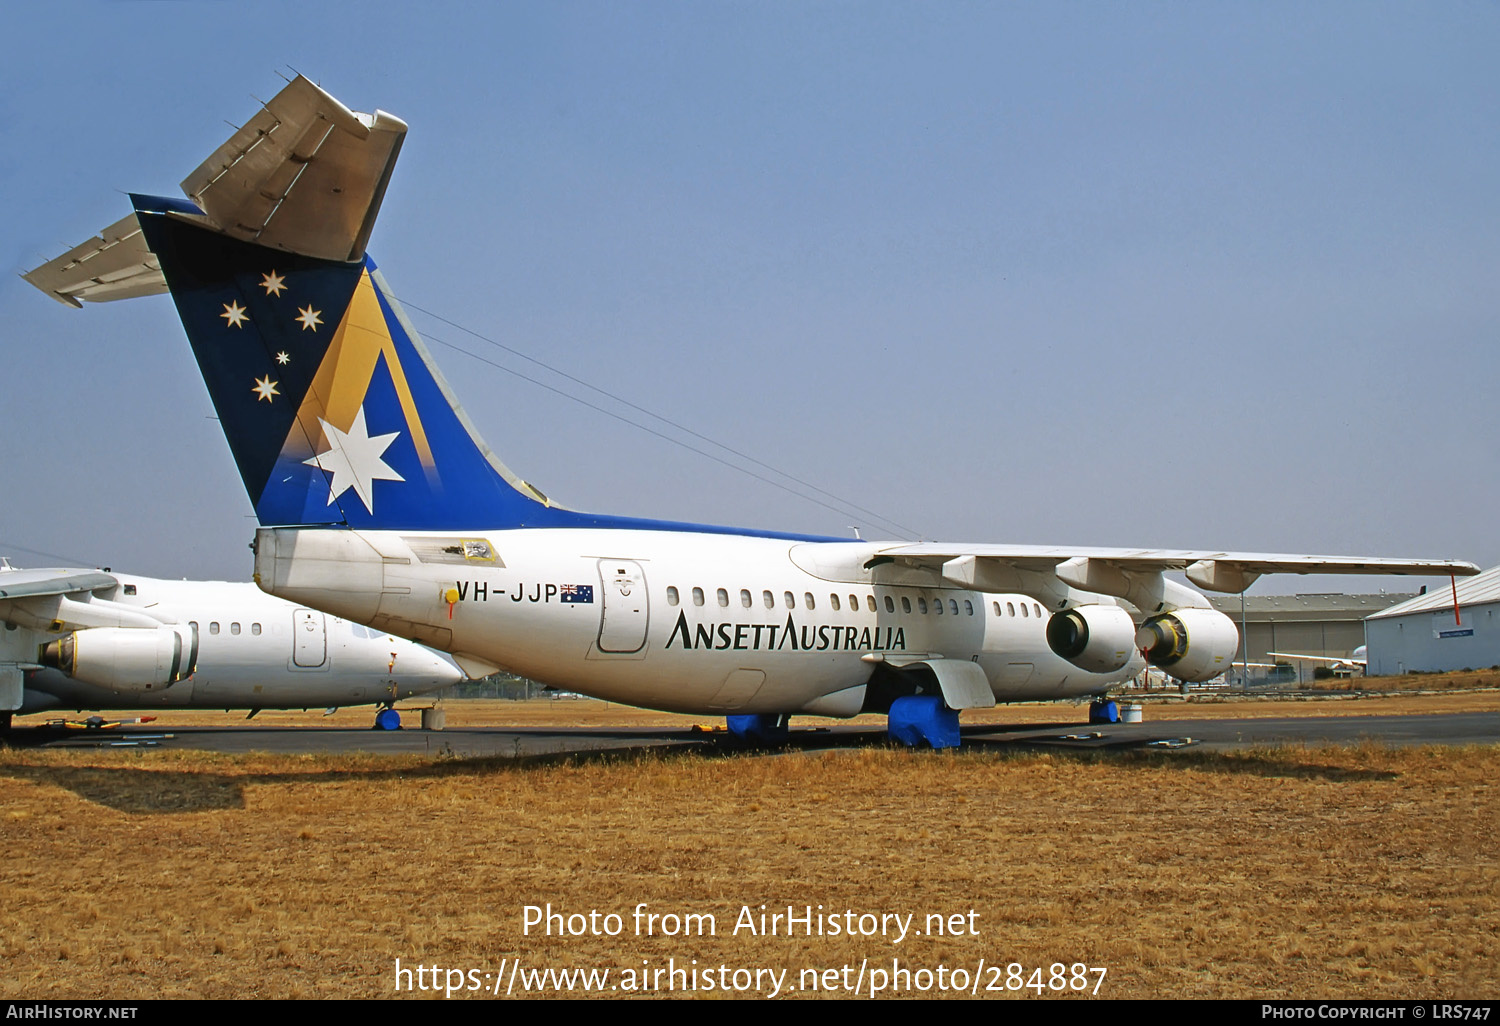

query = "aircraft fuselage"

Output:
[[254, 528, 1142, 715]]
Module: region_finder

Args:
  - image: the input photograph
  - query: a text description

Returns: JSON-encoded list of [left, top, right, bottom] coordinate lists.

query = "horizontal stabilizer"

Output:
[[21, 214, 165, 307], [22, 75, 406, 308], [182, 75, 407, 262]]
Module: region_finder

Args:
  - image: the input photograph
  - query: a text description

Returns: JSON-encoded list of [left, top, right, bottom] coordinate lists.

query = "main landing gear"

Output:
[[724, 713, 789, 746]]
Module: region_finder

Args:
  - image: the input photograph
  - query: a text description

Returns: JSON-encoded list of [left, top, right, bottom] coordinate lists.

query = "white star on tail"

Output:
[[261, 271, 286, 297], [221, 300, 248, 328], [251, 375, 279, 402], [303, 406, 404, 514]]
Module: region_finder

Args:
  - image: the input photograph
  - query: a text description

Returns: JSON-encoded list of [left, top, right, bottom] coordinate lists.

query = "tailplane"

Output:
[[24, 75, 560, 532]]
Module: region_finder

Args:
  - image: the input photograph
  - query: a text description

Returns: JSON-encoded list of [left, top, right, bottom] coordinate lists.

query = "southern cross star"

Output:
[[296, 304, 323, 331], [221, 300, 249, 328], [303, 406, 404, 514], [251, 376, 279, 402], [261, 270, 286, 297]]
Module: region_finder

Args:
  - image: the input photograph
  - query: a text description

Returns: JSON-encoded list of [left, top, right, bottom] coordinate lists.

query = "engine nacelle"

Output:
[[1046, 604, 1137, 674], [40, 625, 197, 694], [1135, 608, 1239, 683]]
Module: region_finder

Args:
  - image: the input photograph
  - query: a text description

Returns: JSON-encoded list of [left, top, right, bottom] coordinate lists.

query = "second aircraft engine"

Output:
[[40, 625, 197, 693], [1135, 608, 1239, 683]]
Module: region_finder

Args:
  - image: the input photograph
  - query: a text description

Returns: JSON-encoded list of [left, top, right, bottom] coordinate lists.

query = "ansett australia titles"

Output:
[[665, 613, 906, 652], [522, 904, 979, 945]]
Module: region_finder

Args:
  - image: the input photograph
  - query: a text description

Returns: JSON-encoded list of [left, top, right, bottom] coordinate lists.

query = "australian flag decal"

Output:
[[560, 585, 594, 604]]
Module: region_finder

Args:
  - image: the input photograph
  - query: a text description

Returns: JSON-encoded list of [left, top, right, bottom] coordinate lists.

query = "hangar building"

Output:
[[1205, 592, 1410, 677], [1365, 566, 1500, 675]]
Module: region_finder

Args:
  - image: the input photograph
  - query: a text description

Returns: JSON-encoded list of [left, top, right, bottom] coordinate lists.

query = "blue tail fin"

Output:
[[132, 196, 560, 531]]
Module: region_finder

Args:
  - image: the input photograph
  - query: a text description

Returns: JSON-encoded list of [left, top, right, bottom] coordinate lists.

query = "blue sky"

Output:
[[3, 2, 1497, 593]]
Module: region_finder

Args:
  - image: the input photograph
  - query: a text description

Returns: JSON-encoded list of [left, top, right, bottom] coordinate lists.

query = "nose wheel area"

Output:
[[373, 705, 402, 730]]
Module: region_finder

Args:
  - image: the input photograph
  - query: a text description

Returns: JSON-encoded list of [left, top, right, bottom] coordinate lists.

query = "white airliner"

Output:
[[1268, 647, 1369, 677], [0, 564, 464, 731], [23, 76, 1479, 746]]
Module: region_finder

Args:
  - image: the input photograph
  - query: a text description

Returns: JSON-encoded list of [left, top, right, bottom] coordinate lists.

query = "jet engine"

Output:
[[40, 625, 197, 693], [1135, 609, 1239, 683], [1045, 604, 1137, 673]]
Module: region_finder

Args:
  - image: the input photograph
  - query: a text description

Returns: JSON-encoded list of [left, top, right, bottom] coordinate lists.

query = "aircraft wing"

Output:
[[1268, 652, 1368, 666], [872, 544, 1480, 595], [0, 568, 117, 600], [0, 568, 172, 637]]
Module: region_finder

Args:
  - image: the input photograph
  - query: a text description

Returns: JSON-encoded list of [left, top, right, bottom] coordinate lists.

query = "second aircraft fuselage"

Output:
[[11, 575, 463, 715]]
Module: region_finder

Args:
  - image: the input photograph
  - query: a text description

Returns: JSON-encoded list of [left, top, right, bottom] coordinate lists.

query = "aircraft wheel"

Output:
[[373, 708, 402, 731]]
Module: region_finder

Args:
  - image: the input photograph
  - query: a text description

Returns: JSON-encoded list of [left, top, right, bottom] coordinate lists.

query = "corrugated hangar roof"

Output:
[[1368, 565, 1500, 619]]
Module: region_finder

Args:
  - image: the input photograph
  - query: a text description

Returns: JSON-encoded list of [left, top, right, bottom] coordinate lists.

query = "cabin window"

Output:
[[763, 590, 775, 609], [716, 588, 729, 608], [965, 600, 973, 616], [667, 586, 679, 606], [848, 594, 858, 611], [209, 622, 220, 635], [935, 599, 944, 615], [830, 594, 841, 611], [740, 589, 752, 608], [251, 623, 262, 636], [884, 595, 895, 613], [866, 595, 877, 612], [918, 598, 928, 614], [785, 591, 795, 609], [1020, 604, 1028, 617], [1034, 603, 1043, 618], [901, 596, 911, 613], [992, 601, 1001, 616], [1007, 602, 1015, 616], [123, 584, 137, 596], [804, 592, 815, 610], [230, 622, 241, 635], [692, 587, 705, 607]]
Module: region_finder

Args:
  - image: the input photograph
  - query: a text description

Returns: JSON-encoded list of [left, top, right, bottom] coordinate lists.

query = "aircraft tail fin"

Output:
[[23, 76, 561, 532], [128, 198, 562, 530]]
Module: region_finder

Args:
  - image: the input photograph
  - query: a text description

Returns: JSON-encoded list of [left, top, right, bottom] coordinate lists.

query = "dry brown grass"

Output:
[[1299, 668, 1500, 693], [1, 738, 1495, 1000]]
